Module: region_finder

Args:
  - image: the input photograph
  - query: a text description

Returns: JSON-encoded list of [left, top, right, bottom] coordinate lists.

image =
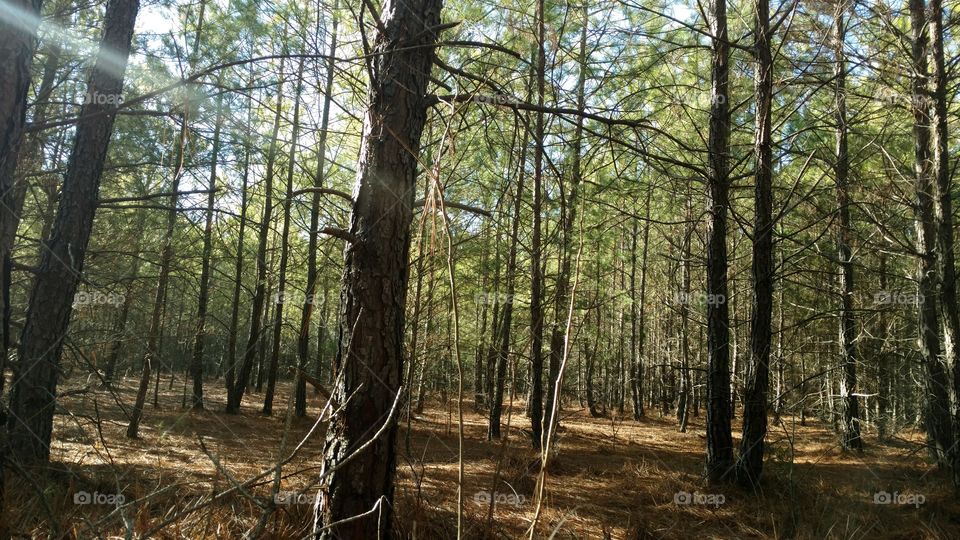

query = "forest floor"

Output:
[[4, 375, 960, 539]]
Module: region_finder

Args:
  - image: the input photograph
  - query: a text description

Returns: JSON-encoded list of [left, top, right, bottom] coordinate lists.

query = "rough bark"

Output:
[[909, 0, 954, 466], [705, 0, 735, 484], [928, 0, 960, 488], [7, 0, 141, 460], [0, 0, 45, 384], [737, 0, 775, 487], [314, 0, 442, 535]]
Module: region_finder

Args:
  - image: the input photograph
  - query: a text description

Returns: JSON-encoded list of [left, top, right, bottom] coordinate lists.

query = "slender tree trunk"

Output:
[[314, 0, 442, 535], [833, 7, 862, 452], [263, 57, 306, 416], [678, 198, 693, 432], [546, 2, 588, 436], [225, 77, 252, 398], [909, 0, 954, 467], [529, 0, 547, 450], [128, 115, 185, 437], [104, 214, 145, 386], [128, 1, 206, 436], [877, 253, 890, 440], [296, 6, 338, 418], [7, 0, 140, 460], [705, 0, 735, 484], [489, 119, 527, 439], [737, 0, 775, 487], [415, 252, 438, 413], [189, 89, 224, 410], [226, 53, 287, 413]]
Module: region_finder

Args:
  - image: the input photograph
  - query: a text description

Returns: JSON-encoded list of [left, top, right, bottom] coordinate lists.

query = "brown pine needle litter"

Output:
[[4, 377, 958, 539]]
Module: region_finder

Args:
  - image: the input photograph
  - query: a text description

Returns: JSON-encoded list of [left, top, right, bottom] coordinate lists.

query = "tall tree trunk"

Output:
[[263, 57, 305, 416], [189, 89, 224, 410], [705, 0, 735, 484], [7, 0, 140, 460], [877, 253, 890, 440], [128, 0, 205, 436], [833, 7, 862, 452], [632, 184, 652, 419], [678, 198, 693, 432], [737, 0, 775, 487], [928, 0, 960, 488], [296, 5, 338, 418], [314, 0, 442, 535], [127, 115, 185, 437], [547, 3, 587, 436], [226, 53, 287, 413], [0, 0, 45, 391], [103, 213, 146, 386], [529, 0, 547, 450], [224, 70, 253, 397], [489, 119, 528, 439], [909, 0, 954, 467], [1, 22, 65, 403]]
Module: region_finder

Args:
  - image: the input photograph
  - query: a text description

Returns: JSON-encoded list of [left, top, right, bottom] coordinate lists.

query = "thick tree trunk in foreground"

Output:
[[314, 0, 442, 535], [7, 0, 140, 461], [705, 0, 735, 484], [909, 0, 954, 466]]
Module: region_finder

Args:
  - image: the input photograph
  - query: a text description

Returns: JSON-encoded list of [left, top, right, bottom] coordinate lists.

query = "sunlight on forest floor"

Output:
[[5, 376, 959, 538]]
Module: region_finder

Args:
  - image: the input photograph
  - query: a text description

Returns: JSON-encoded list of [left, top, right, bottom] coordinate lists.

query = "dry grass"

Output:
[[4, 375, 959, 539]]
